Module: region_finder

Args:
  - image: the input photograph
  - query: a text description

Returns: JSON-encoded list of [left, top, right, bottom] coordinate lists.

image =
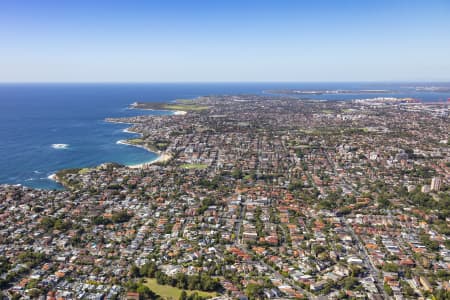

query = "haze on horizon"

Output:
[[0, 0, 449, 83]]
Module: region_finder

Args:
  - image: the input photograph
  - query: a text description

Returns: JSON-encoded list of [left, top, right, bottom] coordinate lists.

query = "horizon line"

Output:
[[1, 80, 450, 84]]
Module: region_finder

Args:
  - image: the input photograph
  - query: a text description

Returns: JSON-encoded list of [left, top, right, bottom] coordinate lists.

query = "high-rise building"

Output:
[[430, 177, 442, 192]]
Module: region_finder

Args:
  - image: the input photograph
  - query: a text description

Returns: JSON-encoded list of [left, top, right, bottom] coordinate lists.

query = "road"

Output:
[[343, 219, 388, 299], [234, 202, 246, 244], [231, 199, 314, 298], [235, 244, 316, 299]]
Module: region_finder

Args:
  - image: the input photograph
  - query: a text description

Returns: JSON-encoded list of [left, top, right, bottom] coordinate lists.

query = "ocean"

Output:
[[0, 82, 448, 189]]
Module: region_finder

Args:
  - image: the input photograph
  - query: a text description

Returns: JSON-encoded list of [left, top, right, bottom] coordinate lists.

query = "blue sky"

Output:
[[0, 0, 449, 82]]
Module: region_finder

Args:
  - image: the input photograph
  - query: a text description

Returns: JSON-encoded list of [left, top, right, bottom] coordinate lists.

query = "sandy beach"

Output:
[[116, 139, 148, 150], [47, 107, 181, 183], [127, 103, 187, 116], [107, 106, 185, 169], [128, 152, 172, 168], [117, 138, 174, 168]]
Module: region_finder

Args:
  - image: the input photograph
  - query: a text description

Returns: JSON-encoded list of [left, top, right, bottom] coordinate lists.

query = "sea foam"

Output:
[[51, 143, 69, 150]]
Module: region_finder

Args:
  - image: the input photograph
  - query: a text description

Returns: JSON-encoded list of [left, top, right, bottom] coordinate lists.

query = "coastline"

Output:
[[122, 128, 140, 135], [116, 139, 172, 168], [173, 110, 187, 115], [50, 106, 184, 185], [113, 108, 186, 168], [48, 174, 57, 181], [128, 152, 172, 168], [134, 109, 187, 116], [129, 101, 188, 115]]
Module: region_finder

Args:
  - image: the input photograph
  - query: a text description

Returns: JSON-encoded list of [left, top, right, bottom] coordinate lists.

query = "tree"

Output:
[[179, 290, 187, 300], [40, 216, 71, 231], [187, 275, 200, 290], [187, 292, 204, 300], [377, 195, 390, 209], [0, 278, 8, 289], [136, 284, 157, 300], [130, 264, 140, 278], [343, 277, 359, 290], [384, 283, 393, 296], [17, 251, 46, 268], [27, 289, 42, 298], [245, 283, 265, 300], [400, 280, 415, 297], [434, 289, 450, 300], [0, 256, 11, 274], [111, 210, 132, 223], [382, 263, 399, 273], [419, 233, 440, 252], [155, 271, 166, 285], [232, 168, 243, 179], [92, 215, 112, 225], [140, 262, 158, 278], [176, 273, 188, 289]]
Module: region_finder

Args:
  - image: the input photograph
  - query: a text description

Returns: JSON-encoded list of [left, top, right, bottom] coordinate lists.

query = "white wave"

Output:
[[51, 143, 69, 150], [173, 110, 187, 115]]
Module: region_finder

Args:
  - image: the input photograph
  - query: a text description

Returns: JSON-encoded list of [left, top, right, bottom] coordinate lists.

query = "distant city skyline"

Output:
[[0, 0, 449, 82]]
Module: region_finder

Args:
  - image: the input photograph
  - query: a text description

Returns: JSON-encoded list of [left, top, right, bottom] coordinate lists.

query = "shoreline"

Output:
[[173, 110, 187, 115], [111, 107, 185, 168], [117, 139, 173, 168], [128, 102, 188, 116], [122, 128, 140, 135], [116, 139, 170, 168], [50, 105, 184, 185], [128, 152, 172, 168]]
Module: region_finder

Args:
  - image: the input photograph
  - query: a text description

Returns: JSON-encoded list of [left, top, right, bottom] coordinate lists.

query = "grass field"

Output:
[[321, 109, 334, 114], [176, 99, 195, 104], [144, 278, 217, 299], [180, 163, 208, 170], [163, 104, 209, 111], [78, 168, 91, 174], [127, 138, 144, 144]]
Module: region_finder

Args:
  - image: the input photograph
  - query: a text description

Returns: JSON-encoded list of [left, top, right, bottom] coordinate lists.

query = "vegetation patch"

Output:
[[163, 104, 209, 111], [321, 109, 334, 114], [144, 278, 217, 299], [126, 138, 145, 145], [180, 163, 208, 170], [176, 99, 195, 104], [79, 168, 91, 174], [55, 168, 82, 178]]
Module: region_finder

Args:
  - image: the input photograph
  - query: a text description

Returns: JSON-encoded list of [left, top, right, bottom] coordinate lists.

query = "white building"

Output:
[[430, 177, 442, 192]]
